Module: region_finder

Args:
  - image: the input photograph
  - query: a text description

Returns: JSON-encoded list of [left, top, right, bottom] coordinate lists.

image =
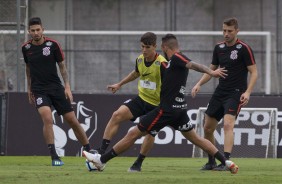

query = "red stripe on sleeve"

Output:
[[175, 53, 190, 63], [238, 40, 255, 65]]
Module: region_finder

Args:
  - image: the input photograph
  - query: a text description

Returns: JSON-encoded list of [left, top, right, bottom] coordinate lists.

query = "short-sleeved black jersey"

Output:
[[160, 52, 191, 111], [212, 39, 256, 91], [22, 37, 65, 91]]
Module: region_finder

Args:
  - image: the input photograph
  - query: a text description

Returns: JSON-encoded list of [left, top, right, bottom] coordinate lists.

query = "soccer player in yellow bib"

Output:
[[93, 32, 167, 172]]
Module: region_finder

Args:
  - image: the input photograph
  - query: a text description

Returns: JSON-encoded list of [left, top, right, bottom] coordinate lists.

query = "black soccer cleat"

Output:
[[128, 163, 142, 172], [200, 162, 217, 170]]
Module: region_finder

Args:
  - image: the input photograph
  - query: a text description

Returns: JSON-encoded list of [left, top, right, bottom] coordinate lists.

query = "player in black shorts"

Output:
[[192, 17, 258, 171], [93, 32, 167, 172], [83, 34, 239, 174], [22, 17, 91, 166]]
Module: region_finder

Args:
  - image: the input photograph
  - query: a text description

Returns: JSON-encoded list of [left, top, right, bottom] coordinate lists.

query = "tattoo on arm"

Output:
[[58, 61, 69, 85], [189, 62, 212, 75]]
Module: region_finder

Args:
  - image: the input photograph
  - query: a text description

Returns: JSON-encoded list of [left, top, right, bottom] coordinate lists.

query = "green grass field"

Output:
[[0, 156, 281, 184]]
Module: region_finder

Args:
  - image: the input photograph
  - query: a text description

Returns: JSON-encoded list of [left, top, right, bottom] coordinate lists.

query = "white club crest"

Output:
[[43, 47, 51, 56], [36, 97, 43, 105], [230, 50, 238, 60], [219, 44, 225, 48], [25, 44, 31, 49], [236, 44, 242, 49], [46, 41, 53, 46]]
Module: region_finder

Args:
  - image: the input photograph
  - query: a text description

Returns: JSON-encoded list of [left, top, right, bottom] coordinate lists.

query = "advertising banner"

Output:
[[4, 92, 282, 158]]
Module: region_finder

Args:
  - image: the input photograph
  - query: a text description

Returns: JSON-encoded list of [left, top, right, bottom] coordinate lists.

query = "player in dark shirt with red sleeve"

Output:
[[192, 17, 258, 171], [22, 17, 91, 166], [82, 34, 239, 174]]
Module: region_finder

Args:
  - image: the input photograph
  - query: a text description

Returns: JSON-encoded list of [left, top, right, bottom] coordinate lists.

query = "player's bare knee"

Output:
[[144, 134, 155, 141], [203, 126, 214, 135], [111, 110, 125, 122]]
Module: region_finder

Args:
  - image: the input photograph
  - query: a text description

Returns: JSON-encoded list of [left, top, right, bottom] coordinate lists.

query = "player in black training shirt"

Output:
[[192, 17, 258, 171], [22, 17, 91, 166], [82, 34, 239, 174]]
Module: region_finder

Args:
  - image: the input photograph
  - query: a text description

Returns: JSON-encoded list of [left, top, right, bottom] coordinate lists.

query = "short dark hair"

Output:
[[140, 32, 157, 45], [28, 17, 42, 27], [161, 34, 178, 49], [223, 17, 238, 29]]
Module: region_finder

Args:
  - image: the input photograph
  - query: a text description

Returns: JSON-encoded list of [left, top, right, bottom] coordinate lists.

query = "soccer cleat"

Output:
[[212, 164, 229, 171], [82, 151, 106, 171], [200, 162, 217, 170], [128, 163, 142, 172], [52, 158, 64, 166], [225, 160, 239, 174]]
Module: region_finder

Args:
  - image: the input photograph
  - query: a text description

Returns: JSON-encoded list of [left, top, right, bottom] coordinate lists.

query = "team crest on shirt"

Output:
[[230, 50, 238, 60], [236, 44, 242, 49], [137, 58, 143, 63], [219, 43, 225, 48], [36, 97, 43, 105], [46, 41, 53, 46], [155, 61, 161, 66], [25, 44, 31, 49], [42, 47, 51, 56]]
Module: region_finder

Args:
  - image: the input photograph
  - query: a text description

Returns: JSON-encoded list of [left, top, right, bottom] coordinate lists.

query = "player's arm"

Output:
[[240, 64, 258, 105], [22, 46, 34, 105], [107, 70, 140, 94], [25, 64, 34, 104], [58, 61, 73, 102], [186, 61, 227, 78], [190, 64, 219, 97]]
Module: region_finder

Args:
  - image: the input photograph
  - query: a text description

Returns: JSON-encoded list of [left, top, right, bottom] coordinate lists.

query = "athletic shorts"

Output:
[[137, 106, 194, 137], [124, 96, 157, 121], [33, 88, 73, 116], [205, 88, 243, 121]]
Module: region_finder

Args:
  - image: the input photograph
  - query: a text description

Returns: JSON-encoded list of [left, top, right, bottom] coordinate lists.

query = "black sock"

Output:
[[83, 144, 90, 152], [134, 153, 146, 165], [48, 144, 59, 160], [100, 148, 117, 163], [224, 152, 231, 160], [100, 139, 111, 151], [214, 151, 226, 165], [208, 154, 216, 164]]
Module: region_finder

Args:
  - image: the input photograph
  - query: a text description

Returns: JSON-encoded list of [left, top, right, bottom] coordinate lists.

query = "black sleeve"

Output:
[[160, 62, 166, 80], [53, 41, 64, 63], [243, 45, 256, 66], [211, 45, 219, 65], [21, 46, 28, 64], [174, 53, 191, 68]]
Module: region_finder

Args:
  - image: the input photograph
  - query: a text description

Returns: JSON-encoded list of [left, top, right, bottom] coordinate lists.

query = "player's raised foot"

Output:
[[82, 151, 106, 171], [128, 162, 142, 172], [225, 160, 239, 174], [200, 162, 217, 170], [52, 158, 64, 166]]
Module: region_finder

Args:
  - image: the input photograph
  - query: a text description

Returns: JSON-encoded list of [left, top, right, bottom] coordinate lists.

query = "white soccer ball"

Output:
[[85, 159, 98, 172]]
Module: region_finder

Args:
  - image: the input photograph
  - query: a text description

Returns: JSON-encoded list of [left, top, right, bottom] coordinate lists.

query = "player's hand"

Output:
[[107, 83, 121, 94], [240, 92, 250, 106], [27, 90, 35, 105], [191, 84, 201, 98], [65, 86, 73, 103], [211, 67, 228, 78]]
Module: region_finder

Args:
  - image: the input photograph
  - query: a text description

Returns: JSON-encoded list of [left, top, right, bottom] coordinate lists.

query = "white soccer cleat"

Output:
[[82, 151, 106, 171], [225, 160, 239, 174]]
